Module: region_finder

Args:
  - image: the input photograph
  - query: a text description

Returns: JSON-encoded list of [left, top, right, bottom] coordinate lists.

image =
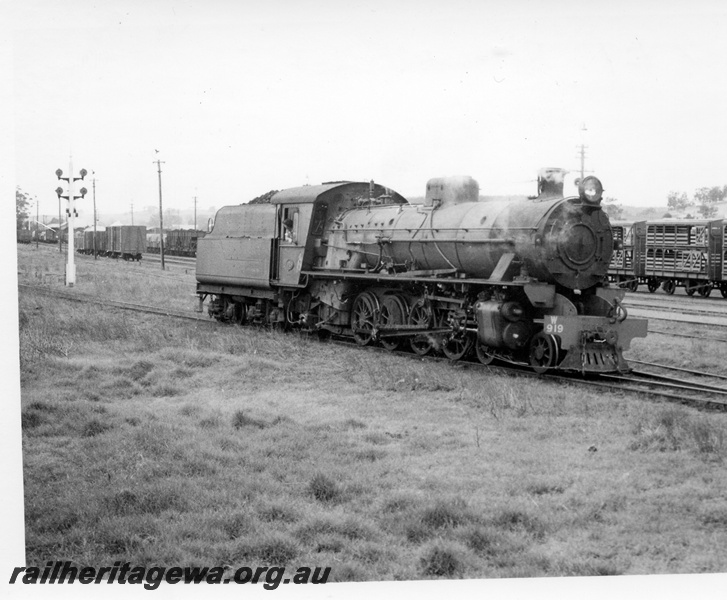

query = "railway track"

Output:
[[18, 284, 209, 323], [626, 298, 727, 318], [351, 338, 727, 409], [630, 288, 727, 301], [68, 253, 193, 280], [143, 253, 196, 267], [624, 303, 727, 330], [18, 284, 727, 410], [647, 328, 727, 343], [571, 370, 727, 408], [324, 337, 727, 410], [464, 355, 727, 409]]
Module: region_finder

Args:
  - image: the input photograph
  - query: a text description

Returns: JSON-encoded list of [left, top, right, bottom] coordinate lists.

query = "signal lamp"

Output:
[[55, 187, 64, 197], [55, 169, 63, 179], [79, 168, 87, 179]]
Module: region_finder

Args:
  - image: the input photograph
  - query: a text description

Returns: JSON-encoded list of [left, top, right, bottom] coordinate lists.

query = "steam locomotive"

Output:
[[196, 169, 647, 374]]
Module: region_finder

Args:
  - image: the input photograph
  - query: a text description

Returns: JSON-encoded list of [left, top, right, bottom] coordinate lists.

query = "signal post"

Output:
[[55, 160, 88, 287]]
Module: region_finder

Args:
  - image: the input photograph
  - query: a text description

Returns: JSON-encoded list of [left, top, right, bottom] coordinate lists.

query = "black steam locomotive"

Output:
[[196, 169, 647, 374]]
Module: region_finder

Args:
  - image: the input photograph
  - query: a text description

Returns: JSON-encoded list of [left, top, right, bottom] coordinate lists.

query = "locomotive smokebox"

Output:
[[537, 168, 566, 198], [424, 176, 479, 208]]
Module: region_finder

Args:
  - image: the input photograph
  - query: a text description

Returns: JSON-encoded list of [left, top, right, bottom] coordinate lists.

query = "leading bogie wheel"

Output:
[[529, 332, 559, 374], [475, 341, 496, 365], [443, 333, 473, 361]]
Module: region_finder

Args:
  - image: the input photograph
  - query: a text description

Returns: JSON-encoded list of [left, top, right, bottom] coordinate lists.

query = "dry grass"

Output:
[[626, 324, 727, 377], [14, 243, 727, 581]]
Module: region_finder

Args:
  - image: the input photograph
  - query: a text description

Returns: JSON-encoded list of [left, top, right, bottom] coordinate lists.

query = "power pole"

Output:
[[154, 158, 166, 270], [57, 192, 62, 254], [35, 197, 39, 250], [92, 174, 97, 260], [193, 195, 197, 231], [130, 203, 134, 225], [576, 123, 588, 181]]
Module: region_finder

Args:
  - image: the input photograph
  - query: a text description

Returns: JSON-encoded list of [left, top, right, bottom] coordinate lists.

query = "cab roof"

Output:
[[272, 181, 406, 205]]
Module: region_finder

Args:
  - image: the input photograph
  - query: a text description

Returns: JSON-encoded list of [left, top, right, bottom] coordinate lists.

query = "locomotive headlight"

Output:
[[578, 176, 604, 205]]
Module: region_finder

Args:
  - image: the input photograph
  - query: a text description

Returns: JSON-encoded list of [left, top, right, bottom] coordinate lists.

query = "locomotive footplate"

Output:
[[376, 326, 452, 338], [301, 269, 528, 287]]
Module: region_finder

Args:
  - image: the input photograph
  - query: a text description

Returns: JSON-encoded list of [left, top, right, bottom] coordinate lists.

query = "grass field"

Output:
[[13, 244, 727, 583]]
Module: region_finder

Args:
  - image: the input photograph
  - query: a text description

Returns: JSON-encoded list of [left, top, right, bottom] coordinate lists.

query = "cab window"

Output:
[[282, 207, 298, 244]]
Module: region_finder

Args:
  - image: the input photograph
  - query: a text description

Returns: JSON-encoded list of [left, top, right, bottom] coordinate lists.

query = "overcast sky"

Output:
[[8, 0, 727, 223]]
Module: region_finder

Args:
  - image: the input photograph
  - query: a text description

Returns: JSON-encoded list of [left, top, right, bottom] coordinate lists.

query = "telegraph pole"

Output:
[[155, 158, 166, 270], [35, 197, 39, 250], [576, 123, 588, 181], [130, 203, 134, 225], [55, 161, 88, 286], [193, 195, 197, 231], [92, 173, 97, 260], [57, 192, 62, 254]]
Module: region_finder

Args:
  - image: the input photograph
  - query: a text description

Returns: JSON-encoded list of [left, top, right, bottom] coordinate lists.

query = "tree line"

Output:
[[667, 186, 726, 219], [16, 187, 31, 229]]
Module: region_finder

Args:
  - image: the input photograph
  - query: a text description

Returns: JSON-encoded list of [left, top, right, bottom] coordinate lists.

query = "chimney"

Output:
[[537, 168, 566, 198]]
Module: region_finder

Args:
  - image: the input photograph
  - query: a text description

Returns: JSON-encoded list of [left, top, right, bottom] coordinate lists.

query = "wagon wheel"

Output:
[[236, 302, 247, 325], [662, 280, 676, 295], [685, 279, 696, 296], [223, 298, 245, 324], [408, 299, 434, 356], [647, 279, 659, 293], [475, 341, 496, 365], [351, 292, 380, 346], [722, 283, 727, 299], [698, 284, 713, 298], [529, 332, 559, 374], [628, 279, 639, 292], [378, 294, 408, 352]]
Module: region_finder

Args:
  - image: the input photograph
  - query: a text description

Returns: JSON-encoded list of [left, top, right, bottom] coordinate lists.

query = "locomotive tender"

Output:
[[196, 169, 648, 373]]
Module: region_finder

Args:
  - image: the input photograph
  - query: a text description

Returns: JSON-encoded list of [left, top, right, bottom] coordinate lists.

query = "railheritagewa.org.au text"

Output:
[[9, 561, 331, 590]]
